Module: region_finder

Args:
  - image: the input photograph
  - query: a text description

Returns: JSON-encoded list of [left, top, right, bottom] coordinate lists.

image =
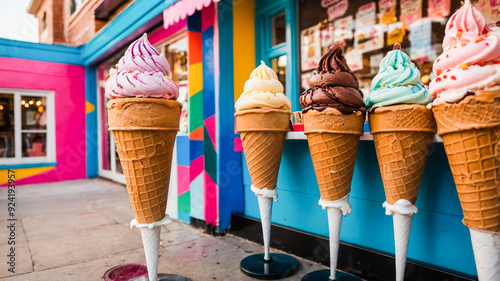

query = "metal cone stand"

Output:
[[240, 191, 299, 279], [302, 196, 362, 281]]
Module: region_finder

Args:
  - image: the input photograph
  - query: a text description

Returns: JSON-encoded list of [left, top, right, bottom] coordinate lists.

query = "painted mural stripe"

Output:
[[187, 10, 202, 33], [188, 63, 203, 96], [189, 139, 204, 162], [190, 155, 204, 182], [177, 165, 190, 195], [189, 173, 205, 220], [203, 127, 217, 183], [203, 115, 217, 152], [85, 101, 95, 114], [201, 2, 215, 32], [202, 26, 216, 119], [178, 191, 191, 214], [189, 126, 204, 140], [176, 136, 190, 166], [0, 167, 55, 186], [189, 92, 204, 131], [204, 171, 218, 225]]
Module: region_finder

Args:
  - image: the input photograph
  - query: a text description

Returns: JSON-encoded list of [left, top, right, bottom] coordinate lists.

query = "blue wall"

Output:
[[241, 138, 475, 277]]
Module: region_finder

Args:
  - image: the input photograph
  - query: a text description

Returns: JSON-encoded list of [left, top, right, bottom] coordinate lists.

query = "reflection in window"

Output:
[[21, 96, 47, 157], [0, 94, 15, 158], [271, 55, 287, 94], [272, 12, 286, 46]]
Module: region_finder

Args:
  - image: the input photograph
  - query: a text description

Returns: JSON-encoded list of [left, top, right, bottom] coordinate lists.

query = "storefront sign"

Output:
[[354, 24, 384, 54], [345, 49, 363, 72], [356, 2, 376, 29], [326, 0, 348, 21], [409, 18, 432, 60], [401, 0, 422, 29], [387, 21, 405, 45], [301, 25, 321, 71], [334, 15, 354, 42], [428, 0, 450, 18], [379, 0, 397, 25]]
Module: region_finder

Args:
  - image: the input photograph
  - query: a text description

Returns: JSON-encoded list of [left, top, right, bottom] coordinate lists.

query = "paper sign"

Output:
[[356, 2, 376, 29], [345, 49, 364, 72], [321, 25, 335, 48], [334, 15, 354, 41], [409, 18, 432, 60], [301, 25, 321, 71], [401, 0, 422, 29], [379, 0, 397, 25], [387, 21, 405, 45], [326, 0, 349, 21], [428, 0, 450, 18], [354, 24, 385, 53]]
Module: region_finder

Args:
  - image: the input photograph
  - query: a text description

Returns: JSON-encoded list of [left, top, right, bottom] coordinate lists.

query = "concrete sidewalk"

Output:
[[0, 178, 326, 281]]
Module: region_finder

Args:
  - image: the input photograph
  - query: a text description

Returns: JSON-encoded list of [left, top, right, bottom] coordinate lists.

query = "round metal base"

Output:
[[102, 264, 148, 281], [240, 253, 299, 280], [130, 273, 188, 281], [301, 269, 363, 281]]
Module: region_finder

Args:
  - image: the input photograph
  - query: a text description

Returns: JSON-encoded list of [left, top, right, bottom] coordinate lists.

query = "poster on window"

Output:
[[379, 0, 397, 25], [356, 2, 376, 29], [321, 25, 335, 49], [428, 0, 450, 18], [409, 18, 432, 60], [301, 25, 321, 71], [354, 25, 384, 54], [345, 49, 364, 72], [387, 22, 405, 46], [324, 0, 349, 22], [400, 0, 422, 29], [333, 15, 354, 42]]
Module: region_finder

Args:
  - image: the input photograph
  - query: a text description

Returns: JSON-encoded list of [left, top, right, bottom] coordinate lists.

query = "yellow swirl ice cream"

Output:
[[235, 61, 291, 112]]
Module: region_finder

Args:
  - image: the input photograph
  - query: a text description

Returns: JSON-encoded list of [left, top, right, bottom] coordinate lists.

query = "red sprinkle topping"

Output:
[[436, 77, 441, 82], [443, 75, 447, 79], [451, 76, 456, 80], [446, 54, 449, 58]]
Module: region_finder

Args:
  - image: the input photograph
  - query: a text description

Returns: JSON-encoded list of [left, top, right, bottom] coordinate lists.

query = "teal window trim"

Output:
[[256, 0, 300, 111], [0, 162, 57, 170]]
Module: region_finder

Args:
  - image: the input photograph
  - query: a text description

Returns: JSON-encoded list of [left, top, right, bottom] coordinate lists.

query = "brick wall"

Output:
[[35, 0, 54, 44], [67, 0, 103, 46]]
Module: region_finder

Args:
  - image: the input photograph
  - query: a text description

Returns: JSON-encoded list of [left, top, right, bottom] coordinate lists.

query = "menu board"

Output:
[[379, 0, 397, 25], [400, 0, 422, 28]]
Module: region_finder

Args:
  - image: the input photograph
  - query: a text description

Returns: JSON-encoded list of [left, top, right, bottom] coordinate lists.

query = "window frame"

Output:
[[256, 0, 300, 111], [0, 88, 56, 165]]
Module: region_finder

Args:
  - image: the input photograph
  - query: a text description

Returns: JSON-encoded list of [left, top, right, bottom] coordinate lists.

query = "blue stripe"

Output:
[[177, 211, 191, 223], [176, 136, 191, 166], [202, 26, 215, 119], [85, 66, 98, 178], [0, 38, 81, 65], [190, 140, 204, 161], [0, 162, 57, 170], [216, 0, 244, 231]]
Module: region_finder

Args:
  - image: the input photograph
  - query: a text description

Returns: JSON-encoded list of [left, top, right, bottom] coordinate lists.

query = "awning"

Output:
[[163, 0, 221, 29]]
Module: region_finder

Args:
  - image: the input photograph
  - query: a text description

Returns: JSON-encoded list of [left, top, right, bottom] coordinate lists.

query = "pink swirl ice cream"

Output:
[[429, 1, 500, 103], [106, 33, 179, 100]]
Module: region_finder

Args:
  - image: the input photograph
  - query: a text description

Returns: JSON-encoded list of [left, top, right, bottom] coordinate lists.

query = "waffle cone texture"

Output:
[[433, 92, 500, 232], [108, 98, 182, 224], [369, 105, 436, 205], [235, 108, 291, 190], [303, 109, 365, 201]]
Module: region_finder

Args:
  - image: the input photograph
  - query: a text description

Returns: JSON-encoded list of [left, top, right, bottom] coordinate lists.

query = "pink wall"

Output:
[[0, 57, 87, 185]]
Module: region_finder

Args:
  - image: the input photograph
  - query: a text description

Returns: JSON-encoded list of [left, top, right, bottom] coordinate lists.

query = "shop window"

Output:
[[272, 11, 286, 46], [70, 0, 85, 16], [42, 12, 47, 30], [256, 0, 299, 110], [0, 90, 55, 165]]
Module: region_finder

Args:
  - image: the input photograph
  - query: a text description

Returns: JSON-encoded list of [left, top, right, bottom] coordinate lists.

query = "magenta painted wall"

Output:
[[0, 57, 87, 185]]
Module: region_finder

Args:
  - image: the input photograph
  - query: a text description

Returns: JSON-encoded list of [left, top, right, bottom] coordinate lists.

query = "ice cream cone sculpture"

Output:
[[366, 43, 435, 281], [429, 2, 500, 280], [106, 34, 181, 281], [235, 61, 291, 260], [300, 45, 366, 279]]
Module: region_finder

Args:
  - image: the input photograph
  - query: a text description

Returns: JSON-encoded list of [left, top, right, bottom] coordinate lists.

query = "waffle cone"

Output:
[[108, 98, 182, 224], [235, 108, 291, 190], [303, 108, 365, 201], [432, 92, 500, 232], [369, 105, 436, 205]]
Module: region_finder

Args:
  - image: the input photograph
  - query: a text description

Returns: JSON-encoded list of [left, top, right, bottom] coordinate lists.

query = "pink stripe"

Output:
[[234, 137, 243, 152], [190, 155, 204, 182], [203, 115, 217, 152], [204, 171, 218, 224], [149, 19, 187, 45], [177, 165, 190, 195], [201, 2, 215, 32]]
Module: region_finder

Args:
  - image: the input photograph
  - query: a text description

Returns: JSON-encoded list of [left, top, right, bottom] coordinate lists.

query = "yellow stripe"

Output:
[[0, 166, 55, 185], [189, 62, 203, 97], [233, 0, 256, 102], [86, 101, 95, 114]]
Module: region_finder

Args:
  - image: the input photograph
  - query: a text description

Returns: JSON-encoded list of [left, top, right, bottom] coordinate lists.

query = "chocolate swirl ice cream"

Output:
[[300, 45, 365, 114]]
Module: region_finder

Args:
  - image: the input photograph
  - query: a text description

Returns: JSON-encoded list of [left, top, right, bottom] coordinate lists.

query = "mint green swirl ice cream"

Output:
[[366, 46, 432, 108]]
